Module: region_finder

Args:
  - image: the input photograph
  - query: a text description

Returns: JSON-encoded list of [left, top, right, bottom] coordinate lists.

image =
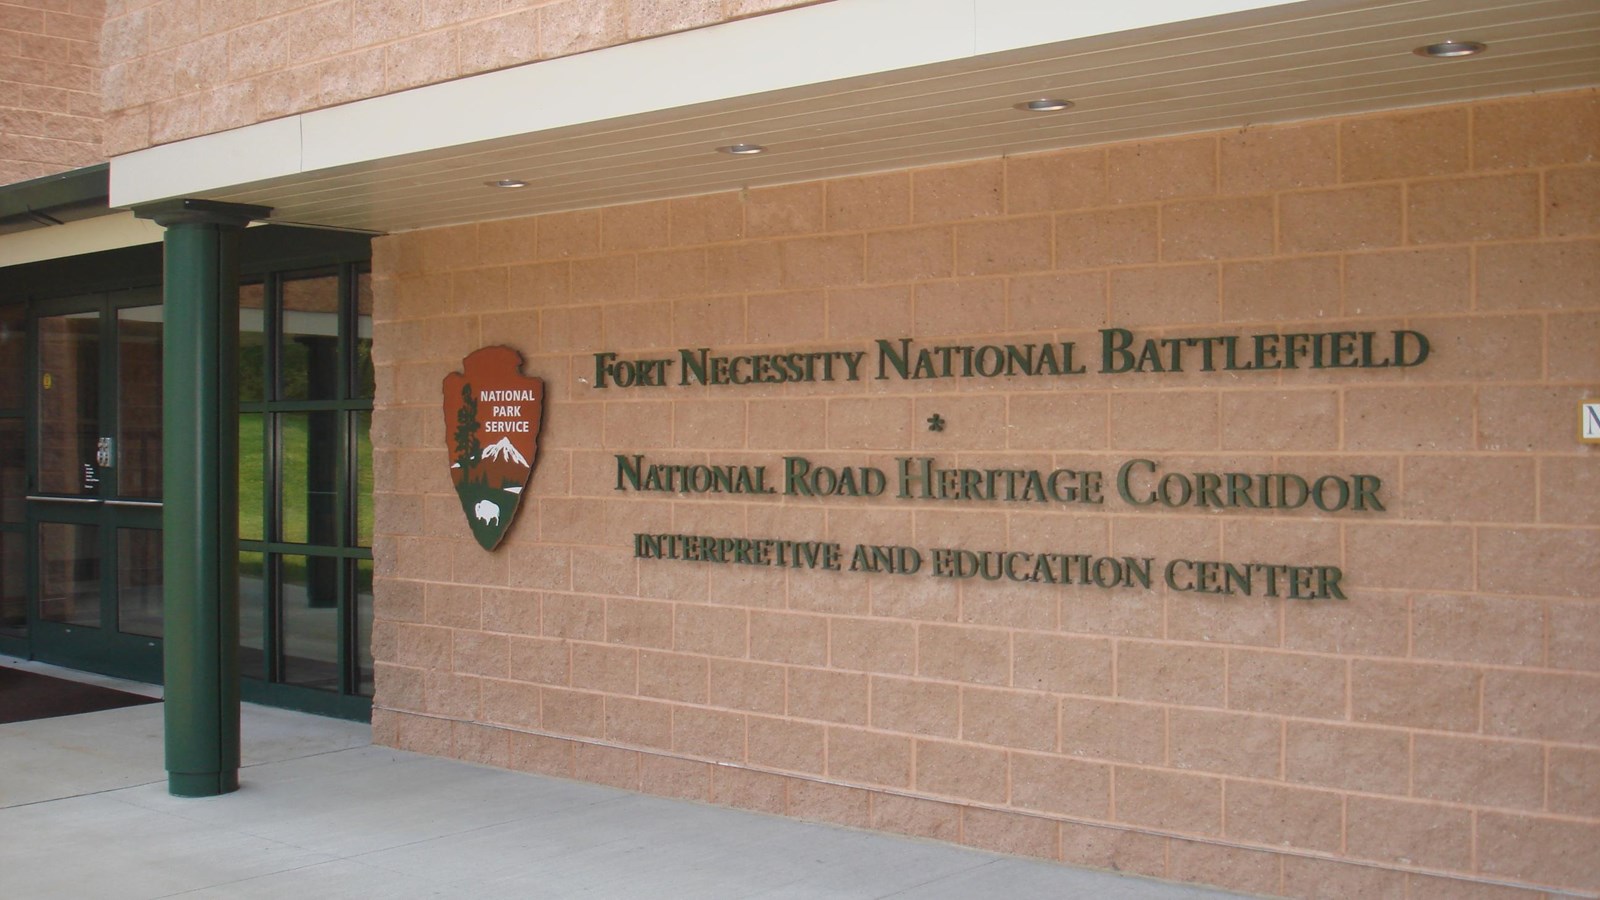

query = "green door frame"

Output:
[[0, 243, 163, 664], [0, 301, 22, 661], [26, 288, 166, 684], [237, 261, 376, 721], [1, 226, 375, 727]]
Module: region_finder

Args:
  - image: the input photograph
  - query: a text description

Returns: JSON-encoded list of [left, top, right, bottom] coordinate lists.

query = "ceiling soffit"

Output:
[[117, 0, 1600, 233]]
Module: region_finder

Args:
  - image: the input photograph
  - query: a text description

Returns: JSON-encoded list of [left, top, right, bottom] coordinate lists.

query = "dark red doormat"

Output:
[[0, 666, 160, 725]]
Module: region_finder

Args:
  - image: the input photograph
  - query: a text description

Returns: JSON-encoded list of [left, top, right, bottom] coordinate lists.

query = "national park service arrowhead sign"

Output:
[[442, 346, 544, 550]]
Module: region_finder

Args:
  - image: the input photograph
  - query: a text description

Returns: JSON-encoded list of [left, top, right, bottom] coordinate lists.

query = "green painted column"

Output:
[[134, 199, 271, 797]]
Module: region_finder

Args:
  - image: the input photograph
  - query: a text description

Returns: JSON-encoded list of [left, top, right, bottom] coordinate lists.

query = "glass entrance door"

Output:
[[28, 290, 164, 681], [0, 303, 25, 655]]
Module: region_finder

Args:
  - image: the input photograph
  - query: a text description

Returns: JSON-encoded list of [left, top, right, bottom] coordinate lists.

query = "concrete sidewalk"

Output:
[[0, 662, 1246, 899]]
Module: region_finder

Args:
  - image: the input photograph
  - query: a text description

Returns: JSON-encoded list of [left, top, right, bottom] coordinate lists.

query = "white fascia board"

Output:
[[0, 211, 163, 267], [110, 116, 302, 210], [110, 0, 1302, 208]]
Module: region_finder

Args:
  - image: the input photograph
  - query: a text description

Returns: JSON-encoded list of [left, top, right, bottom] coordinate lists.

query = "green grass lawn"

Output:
[[239, 413, 267, 542], [238, 412, 373, 548]]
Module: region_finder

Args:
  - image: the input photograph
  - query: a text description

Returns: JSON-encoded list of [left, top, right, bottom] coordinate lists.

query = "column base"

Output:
[[167, 770, 240, 798]]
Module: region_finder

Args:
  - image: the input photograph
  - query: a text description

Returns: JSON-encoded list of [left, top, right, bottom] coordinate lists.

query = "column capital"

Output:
[[134, 198, 272, 229]]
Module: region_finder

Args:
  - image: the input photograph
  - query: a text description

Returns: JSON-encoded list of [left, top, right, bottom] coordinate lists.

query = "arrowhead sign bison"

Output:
[[442, 346, 544, 550]]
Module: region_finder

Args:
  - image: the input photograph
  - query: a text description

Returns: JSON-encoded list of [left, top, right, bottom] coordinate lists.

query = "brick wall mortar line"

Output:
[[1053, 695, 1063, 755], [1275, 586, 1288, 652], [1338, 794, 1349, 857], [1217, 775, 1227, 839], [1541, 599, 1553, 670], [473, 614, 1597, 678], [1470, 807, 1480, 875], [1161, 706, 1172, 767], [1278, 719, 1288, 780], [1541, 165, 1555, 238], [1159, 578, 1170, 640], [1476, 668, 1487, 738], [1406, 731, 1415, 797], [1221, 646, 1231, 712], [1343, 658, 1354, 726], [1109, 635, 1119, 698], [1467, 102, 1478, 172], [1005, 631, 1015, 689], [908, 726, 919, 794], [1540, 308, 1553, 389], [379, 707, 1600, 898], [1469, 241, 1481, 313], [1470, 521, 1480, 594], [1544, 744, 1553, 813], [461, 660, 1600, 755], [436, 691, 1600, 817]]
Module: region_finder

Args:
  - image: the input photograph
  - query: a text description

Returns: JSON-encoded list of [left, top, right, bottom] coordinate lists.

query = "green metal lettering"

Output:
[[679, 347, 709, 384], [876, 338, 910, 379], [1394, 330, 1430, 367], [1116, 458, 1157, 506], [616, 454, 644, 490], [1353, 474, 1385, 511], [1100, 328, 1135, 373]]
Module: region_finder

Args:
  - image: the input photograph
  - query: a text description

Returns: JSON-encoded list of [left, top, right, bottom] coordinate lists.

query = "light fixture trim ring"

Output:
[[1014, 98, 1075, 112], [1414, 40, 1487, 58]]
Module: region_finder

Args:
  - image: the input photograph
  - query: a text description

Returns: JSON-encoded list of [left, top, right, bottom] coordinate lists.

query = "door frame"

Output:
[[0, 243, 163, 669], [27, 287, 167, 683], [1, 227, 374, 714]]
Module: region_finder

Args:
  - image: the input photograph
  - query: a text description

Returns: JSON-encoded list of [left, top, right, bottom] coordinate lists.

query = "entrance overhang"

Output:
[[108, 0, 1600, 234]]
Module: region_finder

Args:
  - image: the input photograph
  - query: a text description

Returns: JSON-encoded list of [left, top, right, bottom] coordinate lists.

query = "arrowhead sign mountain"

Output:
[[442, 346, 545, 550]]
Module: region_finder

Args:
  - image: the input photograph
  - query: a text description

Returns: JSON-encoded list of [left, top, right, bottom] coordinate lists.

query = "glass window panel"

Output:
[[354, 558, 373, 697], [240, 282, 267, 403], [37, 311, 100, 495], [239, 413, 265, 542], [235, 264, 374, 698], [117, 528, 162, 638], [117, 305, 163, 499], [239, 550, 267, 679], [280, 411, 339, 546], [0, 419, 21, 523], [281, 553, 339, 690], [0, 303, 22, 410], [355, 410, 372, 547], [355, 272, 374, 399], [39, 522, 99, 627], [280, 275, 340, 402], [0, 531, 24, 637]]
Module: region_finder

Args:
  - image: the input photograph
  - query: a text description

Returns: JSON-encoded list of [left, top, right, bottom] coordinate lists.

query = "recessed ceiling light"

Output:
[[486, 178, 528, 188], [717, 143, 767, 156], [1014, 98, 1074, 112], [1413, 40, 1487, 58]]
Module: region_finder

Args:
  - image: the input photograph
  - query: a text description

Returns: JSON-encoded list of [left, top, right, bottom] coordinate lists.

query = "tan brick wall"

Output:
[[99, 0, 827, 156], [369, 89, 1600, 898], [0, 0, 103, 183]]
